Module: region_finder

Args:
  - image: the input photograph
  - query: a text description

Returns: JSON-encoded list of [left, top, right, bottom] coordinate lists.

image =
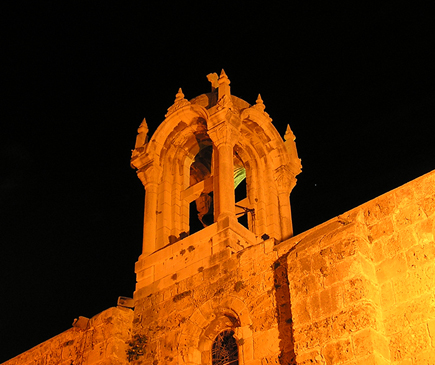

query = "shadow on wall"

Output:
[[273, 252, 297, 364]]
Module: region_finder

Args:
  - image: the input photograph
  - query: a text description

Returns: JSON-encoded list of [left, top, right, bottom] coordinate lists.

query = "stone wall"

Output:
[[132, 219, 295, 364], [4, 167, 434, 365], [276, 169, 435, 365], [2, 307, 133, 365]]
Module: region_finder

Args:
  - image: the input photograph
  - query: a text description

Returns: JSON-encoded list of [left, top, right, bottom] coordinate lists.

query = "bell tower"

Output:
[[130, 71, 301, 363], [131, 71, 301, 252], [131, 71, 301, 295]]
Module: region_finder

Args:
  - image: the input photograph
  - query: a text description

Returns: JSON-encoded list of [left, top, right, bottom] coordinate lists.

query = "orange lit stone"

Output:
[[4, 74, 435, 365]]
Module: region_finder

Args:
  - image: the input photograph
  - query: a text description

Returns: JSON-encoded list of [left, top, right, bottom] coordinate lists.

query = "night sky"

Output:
[[2, 3, 434, 362]]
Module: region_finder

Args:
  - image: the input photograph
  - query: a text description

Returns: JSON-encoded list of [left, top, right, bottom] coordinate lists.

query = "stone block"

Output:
[[264, 238, 275, 253], [414, 348, 435, 365], [209, 247, 232, 266], [293, 317, 333, 353], [320, 237, 358, 266], [414, 216, 435, 244], [176, 258, 206, 283], [380, 281, 395, 309], [381, 233, 402, 259], [386, 294, 435, 335], [418, 194, 435, 217], [393, 204, 426, 231], [292, 299, 311, 325], [323, 256, 355, 286], [392, 265, 435, 303], [298, 255, 312, 275], [376, 253, 407, 284], [428, 319, 435, 347], [253, 327, 280, 359], [331, 303, 379, 338], [414, 172, 435, 200], [250, 307, 276, 333], [295, 349, 324, 365], [326, 253, 377, 287], [358, 253, 377, 282], [405, 242, 435, 270], [253, 251, 277, 273], [372, 238, 385, 263], [389, 323, 431, 362], [394, 183, 416, 208], [202, 263, 222, 283], [368, 218, 394, 242], [343, 276, 379, 306], [363, 195, 396, 226], [289, 274, 316, 302], [351, 328, 390, 360], [354, 353, 390, 365], [320, 285, 342, 317], [321, 337, 354, 365], [310, 252, 327, 276], [307, 293, 322, 320]]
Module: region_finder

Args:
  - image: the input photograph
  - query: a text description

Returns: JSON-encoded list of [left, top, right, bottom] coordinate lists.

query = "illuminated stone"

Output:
[[4, 73, 435, 365]]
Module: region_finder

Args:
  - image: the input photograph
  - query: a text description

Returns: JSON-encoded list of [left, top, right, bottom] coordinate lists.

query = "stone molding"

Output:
[[178, 296, 254, 365]]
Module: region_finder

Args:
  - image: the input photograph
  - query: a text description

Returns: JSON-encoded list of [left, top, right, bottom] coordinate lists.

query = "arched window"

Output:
[[212, 330, 239, 365], [189, 144, 214, 233]]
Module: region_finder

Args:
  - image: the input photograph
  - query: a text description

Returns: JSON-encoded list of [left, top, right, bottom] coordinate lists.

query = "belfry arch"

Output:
[[131, 70, 302, 259]]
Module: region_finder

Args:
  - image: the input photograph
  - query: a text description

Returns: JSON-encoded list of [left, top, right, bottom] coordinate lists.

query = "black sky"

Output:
[[2, 3, 434, 362]]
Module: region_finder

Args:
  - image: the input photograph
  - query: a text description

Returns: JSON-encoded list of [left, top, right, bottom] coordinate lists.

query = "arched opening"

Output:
[[212, 330, 239, 365], [234, 153, 248, 230], [189, 144, 213, 234]]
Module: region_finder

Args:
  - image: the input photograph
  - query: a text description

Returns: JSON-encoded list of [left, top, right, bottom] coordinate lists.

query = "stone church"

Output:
[[4, 71, 435, 365]]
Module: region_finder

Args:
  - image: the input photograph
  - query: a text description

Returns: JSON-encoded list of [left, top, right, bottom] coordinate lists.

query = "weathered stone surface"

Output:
[[389, 323, 431, 362], [5, 75, 435, 365], [3, 307, 133, 365]]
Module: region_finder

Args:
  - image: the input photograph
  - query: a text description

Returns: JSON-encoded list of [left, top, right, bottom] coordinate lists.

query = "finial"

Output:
[[219, 69, 230, 84], [284, 124, 302, 175], [133, 118, 149, 155], [218, 69, 231, 100], [207, 73, 219, 90], [284, 124, 295, 142], [165, 87, 190, 117], [175, 88, 185, 102], [255, 94, 265, 112], [138, 118, 148, 133]]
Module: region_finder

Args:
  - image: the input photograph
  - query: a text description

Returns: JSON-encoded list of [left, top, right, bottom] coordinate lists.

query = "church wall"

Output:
[[2, 307, 133, 365], [132, 228, 295, 364], [4, 169, 434, 365], [276, 169, 435, 365], [4, 169, 434, 364]]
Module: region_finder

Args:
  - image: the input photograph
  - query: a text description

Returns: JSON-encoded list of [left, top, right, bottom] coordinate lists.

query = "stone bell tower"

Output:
[[130, 71, 301, 364]]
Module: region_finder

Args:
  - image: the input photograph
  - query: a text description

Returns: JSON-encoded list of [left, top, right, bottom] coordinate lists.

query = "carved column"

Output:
[[138, 164, 161, 255], [275, 165, 296, 241], [208, 117, 240, 222]]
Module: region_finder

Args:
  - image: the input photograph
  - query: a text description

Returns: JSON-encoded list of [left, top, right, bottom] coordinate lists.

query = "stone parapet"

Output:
[[134, 217, 259, 300], [2, 307, 133, 365]]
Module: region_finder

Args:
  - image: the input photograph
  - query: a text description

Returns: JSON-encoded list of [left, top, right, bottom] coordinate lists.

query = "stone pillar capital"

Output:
[[275, 165, 296, 194], [138, 163, 162, 189], [208, 113, 241, 149]]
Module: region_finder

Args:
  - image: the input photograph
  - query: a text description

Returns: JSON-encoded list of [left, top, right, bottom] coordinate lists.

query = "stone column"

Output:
[[278, 191, 293, 240], [275, 165, 296, 241], [208, 121, 240, 223], [138, 165, 161, 255]]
